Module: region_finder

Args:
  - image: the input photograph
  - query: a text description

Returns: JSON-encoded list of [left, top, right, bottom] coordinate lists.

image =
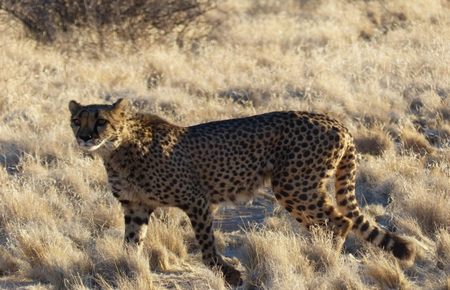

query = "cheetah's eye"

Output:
[[71, 119, 81, 126], [97, 119, 108, 126]]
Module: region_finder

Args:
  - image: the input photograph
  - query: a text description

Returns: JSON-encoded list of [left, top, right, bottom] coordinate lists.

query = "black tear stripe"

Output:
[[93, 124, 99, 136]]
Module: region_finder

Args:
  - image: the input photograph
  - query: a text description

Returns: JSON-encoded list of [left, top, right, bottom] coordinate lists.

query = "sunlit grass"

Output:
[[0, 0, 449, 288]]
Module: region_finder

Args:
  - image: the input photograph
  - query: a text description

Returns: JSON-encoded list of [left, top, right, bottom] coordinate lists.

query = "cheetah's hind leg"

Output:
[[334, 143, 416, 263], [272, 175, 352, 253]]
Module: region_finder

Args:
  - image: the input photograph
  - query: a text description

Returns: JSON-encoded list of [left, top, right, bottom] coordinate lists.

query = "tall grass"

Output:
[[0, 0, 449, 288]]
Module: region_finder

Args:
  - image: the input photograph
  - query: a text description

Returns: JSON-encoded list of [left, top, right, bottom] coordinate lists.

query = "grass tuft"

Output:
[[364, 252, 412, 290], [400, 127, 434, 155], [354, 128, 394, 156]]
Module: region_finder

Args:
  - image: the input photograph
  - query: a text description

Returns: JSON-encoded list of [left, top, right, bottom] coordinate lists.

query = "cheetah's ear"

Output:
[[112, 98, 130, 113], [68, 100, 81, 115]]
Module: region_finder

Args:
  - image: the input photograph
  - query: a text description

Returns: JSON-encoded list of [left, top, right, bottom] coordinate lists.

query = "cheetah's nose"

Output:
[[79, 135, 92, 142]]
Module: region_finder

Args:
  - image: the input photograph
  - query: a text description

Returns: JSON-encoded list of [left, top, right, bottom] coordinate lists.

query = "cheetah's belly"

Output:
[[108, 177, 163, 207]]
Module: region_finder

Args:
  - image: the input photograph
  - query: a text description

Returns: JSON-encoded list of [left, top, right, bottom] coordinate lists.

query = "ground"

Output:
[[0, 0, 449, 289]]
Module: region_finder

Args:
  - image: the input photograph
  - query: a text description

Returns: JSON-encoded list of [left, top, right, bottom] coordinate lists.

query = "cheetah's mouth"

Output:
[[77, 139, 107, 151]]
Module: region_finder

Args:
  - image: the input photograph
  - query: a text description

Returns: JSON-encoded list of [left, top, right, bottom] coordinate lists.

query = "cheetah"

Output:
[[68, 98, 416, 286]]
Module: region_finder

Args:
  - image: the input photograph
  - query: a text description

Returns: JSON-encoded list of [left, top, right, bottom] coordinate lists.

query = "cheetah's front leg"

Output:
[[120, 200, 153, 253], [184, 199, 242, 286]]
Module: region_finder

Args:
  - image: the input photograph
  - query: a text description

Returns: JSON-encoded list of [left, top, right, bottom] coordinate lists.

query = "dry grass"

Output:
[[354, 127, 394, 156], [0, 0, 449, 288], [363, 252, 412, 290], [400, 127, 434, 155], [437, 230, 450, 273]]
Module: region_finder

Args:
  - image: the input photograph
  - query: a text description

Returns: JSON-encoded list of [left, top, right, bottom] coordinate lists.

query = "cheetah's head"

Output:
[[68, 98, 130, 152]]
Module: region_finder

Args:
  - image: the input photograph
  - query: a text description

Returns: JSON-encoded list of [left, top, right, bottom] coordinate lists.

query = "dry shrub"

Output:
[[0, 0, 216, 43], [88, 236, 154, 289], [373, 9, 407, 30], [241, 223, 368, 289], [164, 266, 227, 290], [212, 230, 227, 254], [145, 208, 190, 271], [354, 128, 394, 156], [242, 225, 342, 289], [92, 274, 159, 290], [439, 105, 450, 122], [400, 127, 434, 155], [301, 227, 341, 272], [436, 230, 450, 273], [263, 209, 299, 233], [242, 226, 313, 289], [0, 246, 20, 275], [436, 123, 450, 147], [10, 223, 92, 288], [120, 275, 164, 290], [363, 252, 412, 290], [401, 190, 450, 236], [360, 1, 409, 41], [355, 160, 400, 207], [0, 176, 62, 230]]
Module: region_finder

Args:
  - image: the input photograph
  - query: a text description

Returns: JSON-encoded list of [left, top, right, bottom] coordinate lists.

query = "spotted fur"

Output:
[[68, 99, 416, 285]]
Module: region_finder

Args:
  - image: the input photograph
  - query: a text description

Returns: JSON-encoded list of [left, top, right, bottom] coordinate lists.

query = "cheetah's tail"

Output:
[[334, 141, 416, 263]]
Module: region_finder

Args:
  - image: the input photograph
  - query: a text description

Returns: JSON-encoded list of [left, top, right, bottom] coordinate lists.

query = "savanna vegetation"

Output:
[[0, 0, 449, 289]]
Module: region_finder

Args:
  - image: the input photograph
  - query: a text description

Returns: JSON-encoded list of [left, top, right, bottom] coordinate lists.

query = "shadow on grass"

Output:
[[0, 141, 23, 175]]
